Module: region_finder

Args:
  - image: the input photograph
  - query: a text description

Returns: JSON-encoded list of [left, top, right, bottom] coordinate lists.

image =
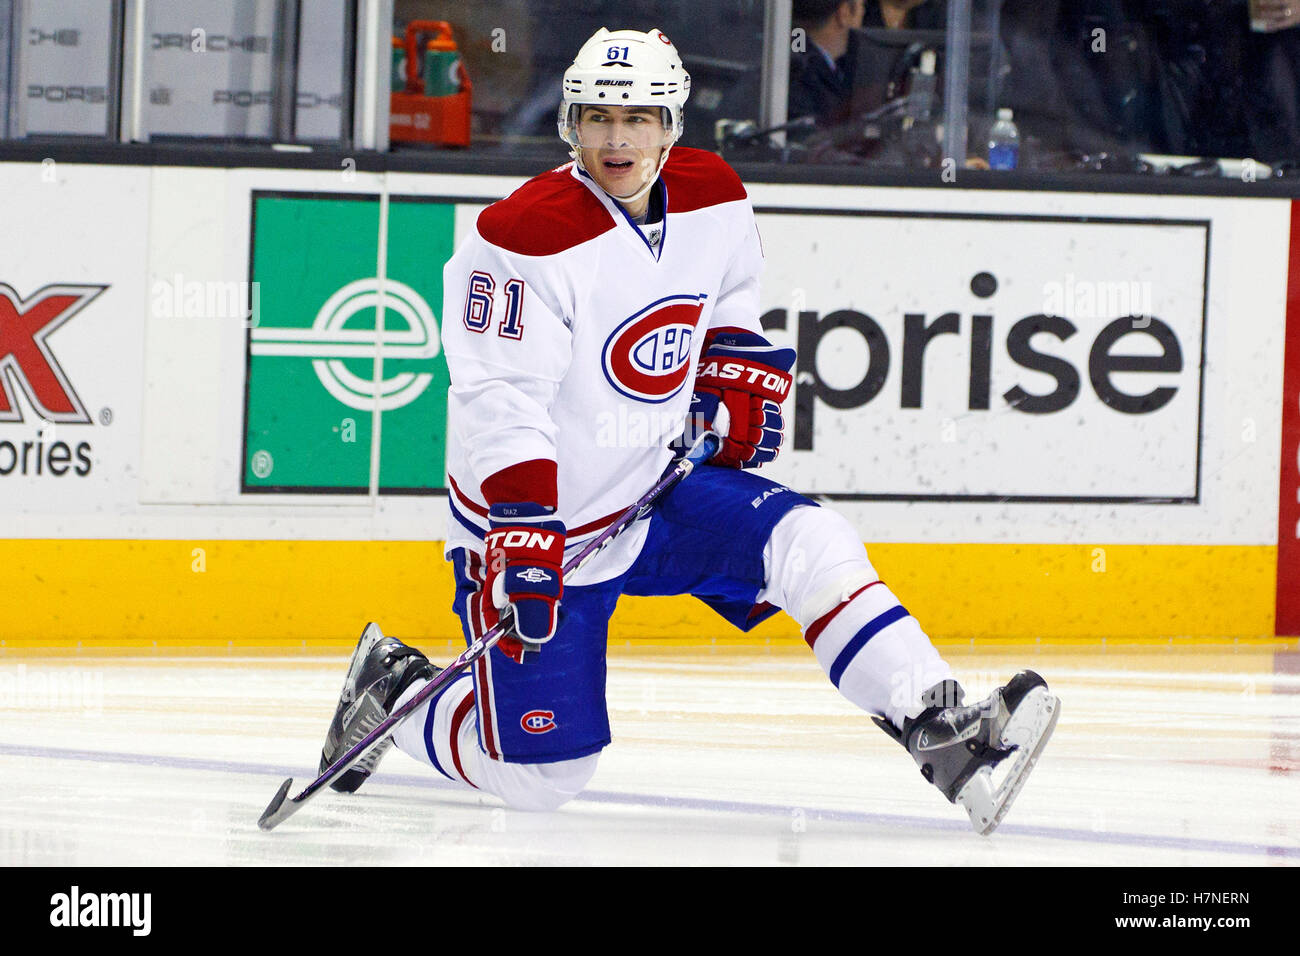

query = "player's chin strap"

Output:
[[571, 144, 673, 208]]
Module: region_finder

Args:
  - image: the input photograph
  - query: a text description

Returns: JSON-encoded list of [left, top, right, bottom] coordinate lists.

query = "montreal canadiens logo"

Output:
[[521, 710, 557, 734], [601, 294, 708, 403]]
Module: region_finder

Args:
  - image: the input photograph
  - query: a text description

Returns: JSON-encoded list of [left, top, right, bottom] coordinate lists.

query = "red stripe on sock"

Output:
[[464, 560, 502, 761], [474, 654, 499, 760], [448, 691, 479, 789], [468, 601, 500, 761], [804, 582, 883, 649]]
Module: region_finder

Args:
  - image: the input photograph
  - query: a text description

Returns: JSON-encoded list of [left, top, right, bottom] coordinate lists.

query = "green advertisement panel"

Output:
[[243, 192, 455, 493]]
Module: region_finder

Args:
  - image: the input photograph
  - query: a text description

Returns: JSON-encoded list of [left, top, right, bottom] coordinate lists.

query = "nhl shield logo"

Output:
[[601, 293, 708, 403]]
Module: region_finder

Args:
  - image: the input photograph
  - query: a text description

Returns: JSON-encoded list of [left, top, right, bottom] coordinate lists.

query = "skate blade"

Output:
[[326, 737, 394, 793], [339, 622, 386, 700], [956, 686, 1060, 836]]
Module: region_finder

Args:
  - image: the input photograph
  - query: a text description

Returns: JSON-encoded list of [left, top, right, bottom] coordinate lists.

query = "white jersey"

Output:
[[441, 148, 765, 584]]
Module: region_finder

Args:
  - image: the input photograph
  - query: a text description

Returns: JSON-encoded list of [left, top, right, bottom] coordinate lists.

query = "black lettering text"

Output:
[[1003, 314, 1080, 414]]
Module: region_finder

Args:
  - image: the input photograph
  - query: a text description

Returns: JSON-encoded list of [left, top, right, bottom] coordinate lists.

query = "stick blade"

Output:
[[258, 778, 298, 831]]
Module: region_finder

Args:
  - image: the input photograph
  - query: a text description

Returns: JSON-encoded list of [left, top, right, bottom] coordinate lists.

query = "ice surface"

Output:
[[2, 644, 1296, 866]]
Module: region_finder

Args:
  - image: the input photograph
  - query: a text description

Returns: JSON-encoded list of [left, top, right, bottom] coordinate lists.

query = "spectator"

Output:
[[1242, 1, 1300, 161], [864, 0, 947, 30], [1250, 0, 1300, 32], [789, 0, 866, 126], [997, 1, 1250, 164]]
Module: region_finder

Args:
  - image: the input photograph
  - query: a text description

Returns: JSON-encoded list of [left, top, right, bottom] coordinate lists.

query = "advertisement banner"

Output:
[[0, 162, 1286, 644], [0, 163, 146, 513], [755, 208, 1209, 503], [242, 192, 455, 494]]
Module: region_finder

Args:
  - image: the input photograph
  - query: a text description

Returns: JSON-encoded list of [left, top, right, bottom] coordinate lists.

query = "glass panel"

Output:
[[994, 1, 1298, 176], [777, 0, 1009, 169], [139, 0, 278, 141], [0, 1, 12, 136], [392, 0, 767, 156], [770, 0, 1300, 179], [294, 0, 351, 143], [11, 0, 117, 138], [951, 0, 1008, 171]]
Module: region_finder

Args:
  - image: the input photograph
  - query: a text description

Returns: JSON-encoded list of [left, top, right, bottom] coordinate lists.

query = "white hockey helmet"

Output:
[[558, 28, 691, 198]]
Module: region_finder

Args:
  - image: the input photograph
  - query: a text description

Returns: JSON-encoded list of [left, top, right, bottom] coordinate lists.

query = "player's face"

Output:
[[575, 105, 671, 200]]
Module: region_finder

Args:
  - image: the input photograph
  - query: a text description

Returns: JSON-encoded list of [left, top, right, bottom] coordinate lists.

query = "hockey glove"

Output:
[[688, 330, 796, 468], [484, 502, 566, 657]]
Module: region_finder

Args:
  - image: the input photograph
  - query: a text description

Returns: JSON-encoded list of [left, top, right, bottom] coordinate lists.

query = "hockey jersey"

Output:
[[441, 147, 765, 585]]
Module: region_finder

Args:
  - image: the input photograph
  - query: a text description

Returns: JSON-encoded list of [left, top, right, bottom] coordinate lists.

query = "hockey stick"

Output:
[[258, 432, 721, 831]]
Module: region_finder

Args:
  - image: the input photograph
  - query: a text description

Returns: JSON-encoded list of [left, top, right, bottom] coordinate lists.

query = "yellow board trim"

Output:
[[0, 540, 1279, 650]]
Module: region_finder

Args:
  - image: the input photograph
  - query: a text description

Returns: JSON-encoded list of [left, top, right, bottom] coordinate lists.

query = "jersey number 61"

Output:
[[464, 271, 526, 340]]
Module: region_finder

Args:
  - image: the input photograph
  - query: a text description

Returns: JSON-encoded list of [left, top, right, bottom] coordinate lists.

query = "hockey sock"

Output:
[[392, 673, 482, 789], [804, 580, 953, 729], [759, 506, 953, 728]]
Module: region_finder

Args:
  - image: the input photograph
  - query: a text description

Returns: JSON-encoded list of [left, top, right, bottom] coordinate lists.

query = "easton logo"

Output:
[[750, 486, 787, 508], [521, 709, 556, 734], [0, 283, 105, 423], [697, 359, 791, 399], [601, 294, 708, 403], [485, 529, 558, 551]]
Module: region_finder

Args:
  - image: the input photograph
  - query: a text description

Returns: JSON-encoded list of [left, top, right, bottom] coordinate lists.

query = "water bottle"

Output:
[[423, 37, 462, 98], [392, 37, 407, 92], [988, 108, 1020, 170]]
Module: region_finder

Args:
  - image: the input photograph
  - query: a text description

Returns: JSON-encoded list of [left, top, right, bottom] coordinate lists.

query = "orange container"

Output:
[[390, 20, 472, 147]]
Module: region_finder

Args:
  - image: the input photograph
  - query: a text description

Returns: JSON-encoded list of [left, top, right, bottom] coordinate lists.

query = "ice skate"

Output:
[[875, 670, 1060, 835], [319, 622, 438, 793]]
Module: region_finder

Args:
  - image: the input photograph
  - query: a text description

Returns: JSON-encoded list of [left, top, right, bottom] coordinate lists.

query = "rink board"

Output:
[[0, 540, 1277, 648], [0, 160, 1294, 645]]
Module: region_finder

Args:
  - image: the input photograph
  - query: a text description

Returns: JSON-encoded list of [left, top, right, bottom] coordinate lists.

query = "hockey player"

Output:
[[320, 27, 1058, 833]]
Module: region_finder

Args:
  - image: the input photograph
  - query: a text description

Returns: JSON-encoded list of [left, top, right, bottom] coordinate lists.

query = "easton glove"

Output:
[[687, 329, 796, 468], [484, 502, 566, 654]]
